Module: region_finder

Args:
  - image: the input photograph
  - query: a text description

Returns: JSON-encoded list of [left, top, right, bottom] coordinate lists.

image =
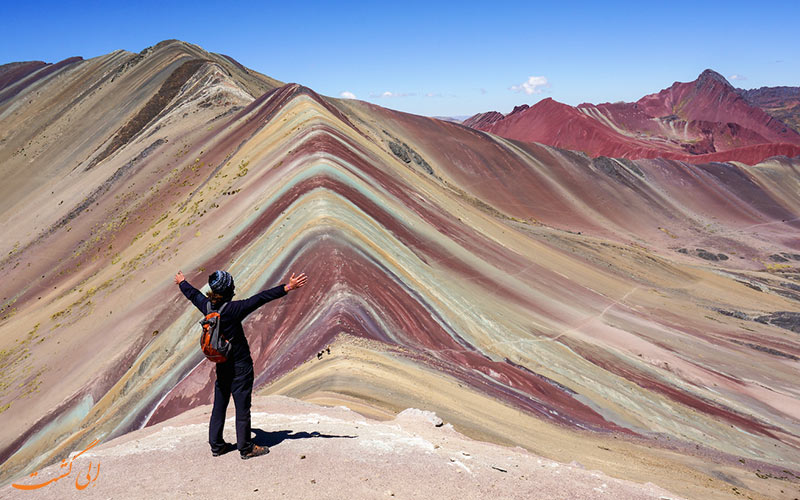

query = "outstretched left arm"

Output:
[[284, 273, 308, 293]]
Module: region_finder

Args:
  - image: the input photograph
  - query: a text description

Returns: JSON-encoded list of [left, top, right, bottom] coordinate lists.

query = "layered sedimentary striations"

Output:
[[466, 70, 800, 165], [0, 42, 799, 499]]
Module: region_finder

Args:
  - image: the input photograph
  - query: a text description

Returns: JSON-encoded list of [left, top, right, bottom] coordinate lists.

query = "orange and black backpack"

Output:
[[200, 302, 230, 362]]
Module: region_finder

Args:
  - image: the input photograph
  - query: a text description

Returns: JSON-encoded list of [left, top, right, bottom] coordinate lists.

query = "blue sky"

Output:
[[2, 0, 799, 117]]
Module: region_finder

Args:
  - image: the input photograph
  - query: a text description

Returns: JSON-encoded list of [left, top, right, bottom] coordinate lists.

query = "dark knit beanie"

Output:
[[208, 270, 234, 294]]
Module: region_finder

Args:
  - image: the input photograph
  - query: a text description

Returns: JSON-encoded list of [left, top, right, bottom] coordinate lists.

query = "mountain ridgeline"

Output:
[[464, 69, 800, 164], [0, 42, 799, 499]]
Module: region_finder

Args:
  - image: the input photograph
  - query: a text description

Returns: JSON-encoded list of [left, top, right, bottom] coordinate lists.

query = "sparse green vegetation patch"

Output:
[[236, 159, 250, 177], [0, 323, 47, 411]]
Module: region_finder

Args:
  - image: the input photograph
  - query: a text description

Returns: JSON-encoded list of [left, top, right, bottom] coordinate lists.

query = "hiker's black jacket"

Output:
[[179, 280, 287, 363]]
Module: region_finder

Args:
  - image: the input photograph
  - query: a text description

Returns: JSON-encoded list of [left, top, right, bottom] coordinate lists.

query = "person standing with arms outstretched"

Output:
[[174, 269, 308, 459]]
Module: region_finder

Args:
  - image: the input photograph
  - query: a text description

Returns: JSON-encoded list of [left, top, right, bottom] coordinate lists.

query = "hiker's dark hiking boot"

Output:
[[241, 444, 269, 460], [211, 442, 236, 457]]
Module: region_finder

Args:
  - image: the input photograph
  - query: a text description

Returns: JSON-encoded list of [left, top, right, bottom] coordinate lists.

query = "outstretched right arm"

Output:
[[235, 273, 308, 319]]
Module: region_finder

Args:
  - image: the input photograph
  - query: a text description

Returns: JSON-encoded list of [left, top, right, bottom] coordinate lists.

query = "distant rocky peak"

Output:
[[461, 110, 504, 129], [509, 104, 530, 115], [696, 69, 733, 89]]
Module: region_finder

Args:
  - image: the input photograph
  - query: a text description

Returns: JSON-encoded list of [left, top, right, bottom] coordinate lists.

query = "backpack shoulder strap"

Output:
[[205, 301, 228, 315]]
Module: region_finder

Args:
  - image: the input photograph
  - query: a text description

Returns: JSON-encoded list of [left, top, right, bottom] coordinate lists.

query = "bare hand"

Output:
[[174, 271, 185, 285], [285, 272, 308, 292]]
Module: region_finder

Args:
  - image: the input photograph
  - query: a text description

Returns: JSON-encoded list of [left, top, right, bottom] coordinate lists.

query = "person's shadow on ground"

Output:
[[251, 428, 357, 448]]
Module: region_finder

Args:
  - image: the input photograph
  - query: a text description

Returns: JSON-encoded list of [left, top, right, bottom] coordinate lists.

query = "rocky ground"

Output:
[[2, 396, 682, 500]]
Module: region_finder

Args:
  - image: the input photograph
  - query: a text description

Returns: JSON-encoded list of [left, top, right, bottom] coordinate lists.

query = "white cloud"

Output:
[[425, 92, 443, 98], [339, 91, 357, 99], [510, 76, 549, 95], [729, 74, 747, 81], [369, 91, 415, 98]]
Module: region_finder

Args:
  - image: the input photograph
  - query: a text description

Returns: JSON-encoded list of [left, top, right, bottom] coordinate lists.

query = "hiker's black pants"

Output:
[[209, 358, 254, 455]]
